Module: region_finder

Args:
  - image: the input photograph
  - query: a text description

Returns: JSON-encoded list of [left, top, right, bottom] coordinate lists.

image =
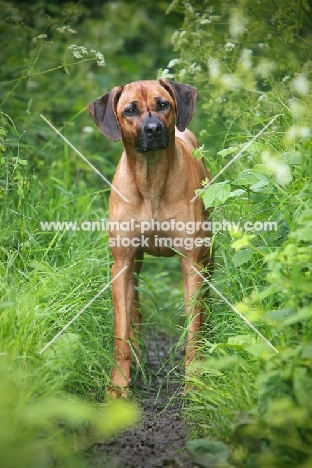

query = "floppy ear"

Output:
[[159, 79, 197, 132], [87, 86, 123, 141]]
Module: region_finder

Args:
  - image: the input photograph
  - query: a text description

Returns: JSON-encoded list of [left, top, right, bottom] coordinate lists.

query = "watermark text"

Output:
[[39, 218, 278, 234]]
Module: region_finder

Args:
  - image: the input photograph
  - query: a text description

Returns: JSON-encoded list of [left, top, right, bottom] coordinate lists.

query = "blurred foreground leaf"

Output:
[[0, 359, 139, 468], [186, 439, 230, 467]]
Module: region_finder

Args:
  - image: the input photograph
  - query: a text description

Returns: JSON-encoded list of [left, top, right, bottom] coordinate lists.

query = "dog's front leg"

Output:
[[180, 255, 206, 366], [109, 250, 137, 398]]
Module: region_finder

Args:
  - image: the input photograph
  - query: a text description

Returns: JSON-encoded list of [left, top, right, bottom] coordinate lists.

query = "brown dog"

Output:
[[88, 79, 212, 397]]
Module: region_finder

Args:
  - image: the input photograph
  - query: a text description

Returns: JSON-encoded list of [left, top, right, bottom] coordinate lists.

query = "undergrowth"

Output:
[[1, 0, 312, 467], [165, 1, 312, 466]]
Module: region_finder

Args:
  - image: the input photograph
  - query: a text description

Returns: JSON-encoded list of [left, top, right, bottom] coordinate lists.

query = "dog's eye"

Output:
[[124, 106, 137, 117], [158, 101, 170, 111]]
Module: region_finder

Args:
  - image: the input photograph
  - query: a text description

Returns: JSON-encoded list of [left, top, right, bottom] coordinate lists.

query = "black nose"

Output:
[[144, 120, 163, 137]]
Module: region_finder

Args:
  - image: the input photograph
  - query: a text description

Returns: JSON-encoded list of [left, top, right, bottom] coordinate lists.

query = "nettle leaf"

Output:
[[228, 334, 257, 346], [302, 344, 312, 359], [266, 308, 294, 322], [232, 248, 254, 267], [265, 397, 307, 427], [12, 157, 28, 166], [233, 170, 259, 186], [208, 342, 245, 353], [231, 234, 255, 251], [17, 158, 28, 166], [253, 163, 271, 175], [283, 305, 312, 325], [282, 150, 302, 165], [246, 343, 277, 359], [186, 439, 230, 468], [249, 178, 272, 193], [202, 181, 231, 208], [217, 146, 238, 158], [228, 188, 246, 198], [297, 209, 312, 225], [193, 144, 208, 160], [290, 224, 312, 242], [293, 367, 312, 411]]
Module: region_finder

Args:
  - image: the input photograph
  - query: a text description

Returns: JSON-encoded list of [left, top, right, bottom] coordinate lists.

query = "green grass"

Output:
[[0, 2, 188, 462], [0, 127, 141, 465], [2, 1, 312, 467]]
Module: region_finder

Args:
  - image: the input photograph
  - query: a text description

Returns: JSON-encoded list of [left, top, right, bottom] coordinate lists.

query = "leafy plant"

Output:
[[165, 1, 312, 466], [0, 358, 139, 468]]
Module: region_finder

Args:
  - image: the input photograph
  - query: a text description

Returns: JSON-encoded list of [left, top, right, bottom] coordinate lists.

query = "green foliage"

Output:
[[0, 124, 28, 201], [202, 181, 231, 208], [0, 0, 182, 463], [1, 0, 182, 180], [2, 0, 312, 464], [0, 358, 139, 468], [164, 0, 312, 153], [186, 439, 230, 467], [166, 1, 312, 466]]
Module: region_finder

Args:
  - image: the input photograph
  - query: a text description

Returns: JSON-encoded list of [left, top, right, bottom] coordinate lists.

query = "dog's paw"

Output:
[[106, 384, 130, 399]]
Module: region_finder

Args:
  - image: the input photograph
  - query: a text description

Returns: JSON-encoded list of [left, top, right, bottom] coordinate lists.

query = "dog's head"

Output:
[[88, 80, 197, 153]]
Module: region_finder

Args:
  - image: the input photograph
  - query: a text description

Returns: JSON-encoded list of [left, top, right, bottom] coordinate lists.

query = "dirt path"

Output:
[[85, 333, 193, 468]]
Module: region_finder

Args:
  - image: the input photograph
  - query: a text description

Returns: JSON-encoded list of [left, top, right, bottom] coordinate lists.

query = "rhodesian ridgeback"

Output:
[[88, 79, 212, 397]]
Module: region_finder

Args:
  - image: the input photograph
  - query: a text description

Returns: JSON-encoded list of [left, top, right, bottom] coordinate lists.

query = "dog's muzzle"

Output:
[[135, 117, 170, 153]]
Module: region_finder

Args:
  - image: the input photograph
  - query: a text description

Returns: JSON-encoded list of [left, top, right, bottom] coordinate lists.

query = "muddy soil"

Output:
[[85, 332, 194, 468]]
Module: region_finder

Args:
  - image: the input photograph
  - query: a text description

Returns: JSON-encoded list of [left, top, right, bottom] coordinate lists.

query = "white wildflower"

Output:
[[185, 2, 194, 14], [68, 45, 87, 54], [282, 75, 290, 82], [178, 69, 186, 80], [67, 44, 104, 63], [255, 58, 275, 78], [291, 73, 310, 96], [95, 51, 105, 66], [160, 69, 175, 80], [167, 58, 181, 68], [200, 18, 211, 25], [33, 34, 47, 42], [56, 25, 77, 34], [261, 151, 292, 186], [208, 58, 221, 80], [200, 129, 208, 137], [285, 125, 311, 144], [209, 15, 221, 21], [275, 164, 292, 185], [224, 42, 235, 51], [189, 62, 201, 74], [288, 99, 306, 118], [221, 73, 241, 90], [240, 49, 253, 70], [82, 126, 94, 134], [26, 81, 39, 89], [229, 10, 247, 37]]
